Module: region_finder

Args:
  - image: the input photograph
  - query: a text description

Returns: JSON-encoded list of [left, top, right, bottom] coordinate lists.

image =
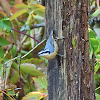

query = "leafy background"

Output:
[[0, 0, 100, 100]]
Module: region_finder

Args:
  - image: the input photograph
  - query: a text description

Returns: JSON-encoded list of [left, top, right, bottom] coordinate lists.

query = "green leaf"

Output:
[[22, 92, 42, 100], [94, 73, 100, 80], [88, 28, 96, 38], [10, 70, 19, 84], [0, 47, 4, 58], [21, 58, 45, 65], [12, 62, 44, 77], [11, 19, 20, 44], [0, 18, 11, 32], [7, 90, 15, 97], [39, 56, 47, 66], [96, 36, 100, 43], [5, 61, 12, 83], [10, 9, 28, 21], [23, 73, 36, 93], [25, 14, 33, 25], [0, 36, 10, 46], [95, 93, 100, 100], [21, 50, 28, 54], [94, 62, 99, 73], [89, 44, 93, 59], [34, 8, 45, 17], [31, 4, 45, 10], [20, 63, 44, 77], [89, 38, 99, 52], [21, 58, 46, 73], [14, 3, 28, 9], [0, 0, 10, 16], [34, 15, 44, 20], [95, 44, 100, 55], [0, 63, 3, 78], [92, 9, 99, 17], [32, 75, 47, 90], [10, 45, 17, 57]]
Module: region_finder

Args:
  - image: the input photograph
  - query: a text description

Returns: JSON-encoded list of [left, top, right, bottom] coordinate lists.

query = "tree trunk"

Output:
[[45, 0, 95, 100]]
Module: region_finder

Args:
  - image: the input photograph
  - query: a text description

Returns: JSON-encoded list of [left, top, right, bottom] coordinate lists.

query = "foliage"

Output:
[[0, 18, 11, 32], [0, 0, 46, 100], [89, 27, 100, 96], [89, 0, 100, 97], [0, 0, 100, 99], [22, 75, 47, 100]]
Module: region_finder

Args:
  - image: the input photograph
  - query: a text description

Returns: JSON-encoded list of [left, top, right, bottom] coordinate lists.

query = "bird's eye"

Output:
[[39, 51, 50, 55], [45, 51, 50, 54]]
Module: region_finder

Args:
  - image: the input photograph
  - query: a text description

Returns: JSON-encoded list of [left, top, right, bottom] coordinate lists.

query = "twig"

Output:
[[18, 55, 25, 96], [1, 89, 15, 100], [19, 55, 21, 88], [4, 39, 46, 64], [25, 74, 29, 80], [4, 55, 21, 65], [0, 90, 15, 100], [2, 64, 6, 100], [33, 23, 45, 28], [95, 86, 100, 91], [21, 39, 46, 59], [11, 28, 45, 46], [4, 64, 6, 89], [20, 23, 45, 31], [14, 88, 22, 90]]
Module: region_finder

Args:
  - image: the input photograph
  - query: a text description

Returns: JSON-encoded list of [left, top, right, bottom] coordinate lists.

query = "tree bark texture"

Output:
[[45, 0, 95, 100]]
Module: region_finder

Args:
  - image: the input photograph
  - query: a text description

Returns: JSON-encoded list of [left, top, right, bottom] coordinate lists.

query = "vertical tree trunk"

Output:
[[45, 0, 95, 100]]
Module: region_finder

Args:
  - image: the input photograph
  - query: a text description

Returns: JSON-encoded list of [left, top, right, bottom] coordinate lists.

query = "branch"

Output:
[[4, 39, 46, 64], [4, 55, 21, 65], [11, 28, 45, 46], [20, 23, 45, 31], [21, 39, 46, 59], [34, 23, 45, 28]]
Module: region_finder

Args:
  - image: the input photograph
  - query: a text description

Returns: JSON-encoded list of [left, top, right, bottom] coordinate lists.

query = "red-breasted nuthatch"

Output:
[[38, 29, 58, 60]]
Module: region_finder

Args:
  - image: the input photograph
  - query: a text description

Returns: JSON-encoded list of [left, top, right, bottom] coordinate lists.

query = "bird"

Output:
[[38, 29, 58, 60]]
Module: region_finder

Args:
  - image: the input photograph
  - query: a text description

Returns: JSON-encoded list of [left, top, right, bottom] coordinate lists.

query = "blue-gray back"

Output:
[[44, 29, 54, 53]]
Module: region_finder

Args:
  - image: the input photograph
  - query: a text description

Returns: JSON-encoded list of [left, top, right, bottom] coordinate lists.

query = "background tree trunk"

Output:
[[45, 0, 95, 100]]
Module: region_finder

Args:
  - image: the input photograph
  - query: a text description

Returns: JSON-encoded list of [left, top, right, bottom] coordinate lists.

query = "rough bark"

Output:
[[45, 0, 95, 100]]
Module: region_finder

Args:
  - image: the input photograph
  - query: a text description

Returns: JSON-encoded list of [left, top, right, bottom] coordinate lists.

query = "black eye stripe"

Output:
[[45, 51, 50, 54], [40, 51, 50, 54]]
